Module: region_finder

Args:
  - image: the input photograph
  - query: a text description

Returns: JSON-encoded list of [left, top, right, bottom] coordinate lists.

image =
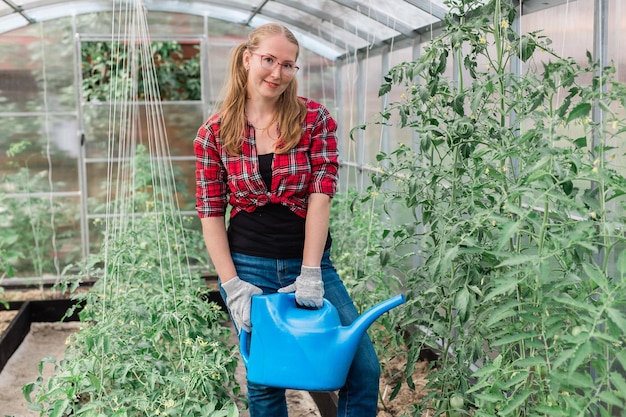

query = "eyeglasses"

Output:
[[250, 52, 300, 76]]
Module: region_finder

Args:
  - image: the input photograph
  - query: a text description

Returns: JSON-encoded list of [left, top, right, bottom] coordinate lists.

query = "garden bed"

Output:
[[0, 284, 431, 416]]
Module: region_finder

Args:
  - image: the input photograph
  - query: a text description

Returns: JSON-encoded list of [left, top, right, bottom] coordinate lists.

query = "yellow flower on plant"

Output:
[[500, 20, 509, 29], [479, 36, 486, 44], [590, 211, 597, 219], [165, 399, 175, 408]]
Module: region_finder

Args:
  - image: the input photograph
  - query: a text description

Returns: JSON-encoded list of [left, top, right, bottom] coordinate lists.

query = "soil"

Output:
[[0, 287, 431, 417]]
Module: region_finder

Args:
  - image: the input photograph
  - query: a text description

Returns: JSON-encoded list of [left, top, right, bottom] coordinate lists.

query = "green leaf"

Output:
[[483, 278, 520, 302], [498, 390, 532, 415], [582, 263, 608, 291], [553, 295, 596, 313], [606, 307, 626, 334], [454, 286, 471, 324], [519, 36, 535, 62], [496, 221, 519, 250], [22, 383, 35, 403], [483, 301, 519, 327], [566, 102, 591, 123], [512, 356, 545, 369], [568, 340, 592, 375], [452, 93, 465, 116], [615, 348, 626, 371], [599, 390, 624, 407], [553, 348, 576, 370], [610, 372, 626, 399], [50, 399, 71, 417], [492, 332, 538, 347], [617, 250, 626, 276], [573, 136, 587, 148], [496, 255, 537, 268], [533, 405, 567, 415], [473, 392, 505, 403], [471, 363, 499, 378]]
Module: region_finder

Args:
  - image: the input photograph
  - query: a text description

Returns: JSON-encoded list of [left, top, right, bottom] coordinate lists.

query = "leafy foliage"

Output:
[[23, 147, 239, 417], [356, 0, 626, 415], [82, 41, 201, 102], [0, 141, 79, 279]]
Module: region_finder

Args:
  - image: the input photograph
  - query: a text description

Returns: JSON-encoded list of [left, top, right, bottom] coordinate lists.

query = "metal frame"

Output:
[[0, 0, 576, 61]]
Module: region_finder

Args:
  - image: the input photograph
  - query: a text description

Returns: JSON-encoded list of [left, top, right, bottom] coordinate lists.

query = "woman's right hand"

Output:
[[221, 276, 263, 333]]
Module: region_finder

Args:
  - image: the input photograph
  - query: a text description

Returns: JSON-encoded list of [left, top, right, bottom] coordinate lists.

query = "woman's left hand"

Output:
[[278, 266, 324, 308]]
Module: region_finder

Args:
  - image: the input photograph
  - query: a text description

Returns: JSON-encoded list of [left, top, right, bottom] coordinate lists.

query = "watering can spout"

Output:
[[342, 293, 406, 343]]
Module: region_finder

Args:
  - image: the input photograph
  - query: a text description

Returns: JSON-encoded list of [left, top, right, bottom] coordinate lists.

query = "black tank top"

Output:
[[228, 153, 331, 259]]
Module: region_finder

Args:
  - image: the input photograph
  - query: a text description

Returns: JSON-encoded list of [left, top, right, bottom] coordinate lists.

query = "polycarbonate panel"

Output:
[[85, 158, 195, 212], [376, 0, 441, 30], [83, 103, 204, 159], [170, 159, 198, 211], [273, 0, 400, 44], [0, 0, 449, 60], [0, 18, 76, 113], [0, 115, 79, 193], [1, 194, 82, 277], [0, 0, 586, 62], [297, 49, 337, 111]]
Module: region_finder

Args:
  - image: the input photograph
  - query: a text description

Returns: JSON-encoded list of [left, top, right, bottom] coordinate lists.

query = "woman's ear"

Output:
[[243, 50, 251, 71]]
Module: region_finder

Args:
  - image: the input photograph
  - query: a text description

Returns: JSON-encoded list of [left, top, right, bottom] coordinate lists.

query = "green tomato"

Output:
[[450, 394, 465, 409]]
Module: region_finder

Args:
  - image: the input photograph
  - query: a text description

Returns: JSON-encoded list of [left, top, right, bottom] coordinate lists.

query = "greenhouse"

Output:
[[1, 0, 625, 416]]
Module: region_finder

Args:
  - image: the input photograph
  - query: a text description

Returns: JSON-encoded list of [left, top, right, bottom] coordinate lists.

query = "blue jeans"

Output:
[[218, 251, 380, 417]]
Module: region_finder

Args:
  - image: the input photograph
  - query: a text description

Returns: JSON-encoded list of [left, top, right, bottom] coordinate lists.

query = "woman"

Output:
[[194, 23, 380, 417]]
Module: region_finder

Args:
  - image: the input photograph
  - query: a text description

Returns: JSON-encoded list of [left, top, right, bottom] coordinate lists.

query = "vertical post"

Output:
[[335, 56, 346, 191], [380, 46, 390, 157], [592, 2, 608, 416], [202, 16, 211, 119], [412, 36, 422, 152], [356, 55, 366, 191], [592, 0, 608, 154], [73, 22, 89, 261]]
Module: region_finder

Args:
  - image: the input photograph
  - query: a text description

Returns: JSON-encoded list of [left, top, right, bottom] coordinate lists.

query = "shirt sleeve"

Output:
[[194, 118, 229, 218], [307, 103, 339, 197]]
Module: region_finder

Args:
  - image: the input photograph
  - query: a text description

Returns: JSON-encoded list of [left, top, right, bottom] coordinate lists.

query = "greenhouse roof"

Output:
[[1, 0, 574, 60]]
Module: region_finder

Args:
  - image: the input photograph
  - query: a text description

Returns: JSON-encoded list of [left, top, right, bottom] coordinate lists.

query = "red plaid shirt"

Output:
[[194, 98, 339, 219]]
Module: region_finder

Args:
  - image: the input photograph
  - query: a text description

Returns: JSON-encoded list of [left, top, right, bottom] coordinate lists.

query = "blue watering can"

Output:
[[239, 292, 405, 391]]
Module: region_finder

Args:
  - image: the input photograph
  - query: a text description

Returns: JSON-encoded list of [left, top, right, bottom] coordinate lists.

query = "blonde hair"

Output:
[[217, 23, 307, 155]]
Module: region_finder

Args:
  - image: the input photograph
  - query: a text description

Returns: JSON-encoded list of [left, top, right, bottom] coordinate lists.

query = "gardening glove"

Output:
[[278, 266, 324, 309], [221, 276, 262, 334]]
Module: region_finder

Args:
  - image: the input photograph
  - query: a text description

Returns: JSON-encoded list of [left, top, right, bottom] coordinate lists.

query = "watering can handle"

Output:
[[239, 329, 250, 367]]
